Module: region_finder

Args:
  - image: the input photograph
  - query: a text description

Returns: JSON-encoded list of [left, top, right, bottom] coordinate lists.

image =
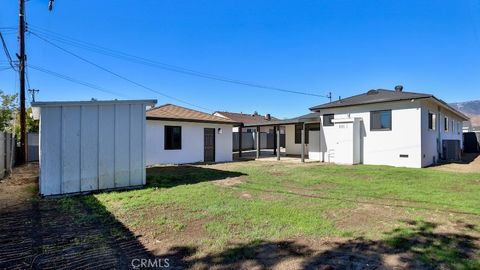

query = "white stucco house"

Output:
[[244, 86, 469, 168], [146, 104, 238, 165]]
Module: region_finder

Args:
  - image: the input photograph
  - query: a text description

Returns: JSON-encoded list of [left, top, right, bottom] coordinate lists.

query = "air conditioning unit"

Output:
[[442, 140, 461, 161]]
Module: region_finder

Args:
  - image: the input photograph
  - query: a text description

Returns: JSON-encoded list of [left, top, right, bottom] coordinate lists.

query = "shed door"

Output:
[[204, 128, 215, 162]]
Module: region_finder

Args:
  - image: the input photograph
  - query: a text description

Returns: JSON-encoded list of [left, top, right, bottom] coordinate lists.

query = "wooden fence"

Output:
[[0, 133, 15, 179]]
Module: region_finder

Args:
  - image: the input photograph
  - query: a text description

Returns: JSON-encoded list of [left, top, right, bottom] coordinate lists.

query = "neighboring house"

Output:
[[213, 111, 281, 133], [213, 111, 286, 151], [243, 86, 469, 168], [146, 104, 238, 165]]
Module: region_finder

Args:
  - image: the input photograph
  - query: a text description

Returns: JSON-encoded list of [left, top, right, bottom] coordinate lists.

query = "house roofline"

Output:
[[310, 97, 469, 121], [146, 116, 241, 126]]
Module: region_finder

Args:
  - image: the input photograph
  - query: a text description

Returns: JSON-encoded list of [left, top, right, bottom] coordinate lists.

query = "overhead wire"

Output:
[[28, 64, 131, 98], [30, 32, 214, 111], [0, 31, 18, 71], [28, 25, 330, 99]]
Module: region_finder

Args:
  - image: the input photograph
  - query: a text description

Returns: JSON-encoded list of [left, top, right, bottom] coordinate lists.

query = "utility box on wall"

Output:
[[32, 99, 156, 196], [329, 118, 362, 165]]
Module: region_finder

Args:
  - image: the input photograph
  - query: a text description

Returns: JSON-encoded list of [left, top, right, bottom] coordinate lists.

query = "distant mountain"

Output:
[[450, 100, 480, 127]]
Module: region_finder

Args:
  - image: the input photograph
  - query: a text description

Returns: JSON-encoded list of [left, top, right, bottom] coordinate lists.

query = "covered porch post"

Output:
[[273, 125, 277, 156], [301, 122, 305, 163], [276, 125, 281, 160], [256, 125, 260, 159], [238, 124, 243, 157], [319, 116, 323, 162]]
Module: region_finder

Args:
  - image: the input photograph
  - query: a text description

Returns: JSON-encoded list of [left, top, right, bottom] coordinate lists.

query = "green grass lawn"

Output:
[[69, 161, 480, 268]]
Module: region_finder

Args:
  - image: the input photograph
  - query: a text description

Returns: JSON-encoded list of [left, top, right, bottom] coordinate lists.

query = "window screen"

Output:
[[323, 114, 334, 126], [370, 110, 391, 131], [165, 126, 182, 150]]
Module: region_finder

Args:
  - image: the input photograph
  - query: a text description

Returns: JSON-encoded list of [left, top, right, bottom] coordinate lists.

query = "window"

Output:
[[164, 126, 181, 150], [428, 112, 436, 130], [444, 117, 448, 132], [323, 114, 334, 126], [370, 110, 392, 131], [457, 122, 461, 134], [294, 123, 320, 144], [294, 124, 302, 144]]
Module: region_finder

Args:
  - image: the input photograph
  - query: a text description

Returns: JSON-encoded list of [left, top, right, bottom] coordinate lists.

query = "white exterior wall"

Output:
[[285, 124, 308, 155], [420, 100, 465, 167], [146, 120, 233, 165], [291, 101, 421, 168], [320, 101, 423, 168], [36, 101, 152, 196]]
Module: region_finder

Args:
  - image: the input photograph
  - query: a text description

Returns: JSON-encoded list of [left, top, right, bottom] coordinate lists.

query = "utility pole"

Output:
[[327, 92, 332, 103], [28, 89, 39, 102], [18, 0, 27, 164]]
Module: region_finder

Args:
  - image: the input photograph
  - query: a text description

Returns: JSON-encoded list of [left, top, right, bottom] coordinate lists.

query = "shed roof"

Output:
[[147, 104, 239, 125], [32, 99, 157, 107]]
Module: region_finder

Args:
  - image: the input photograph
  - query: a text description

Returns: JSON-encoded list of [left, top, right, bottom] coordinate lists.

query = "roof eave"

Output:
[[146, 116, 241, 126], [309, 96, 432, 111]]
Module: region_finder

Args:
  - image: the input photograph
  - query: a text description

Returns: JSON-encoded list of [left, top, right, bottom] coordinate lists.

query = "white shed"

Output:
[[32, 99, 157, 196]]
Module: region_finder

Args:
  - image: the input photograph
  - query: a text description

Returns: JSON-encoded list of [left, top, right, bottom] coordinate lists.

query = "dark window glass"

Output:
[[294, 124, 302, 144], [370, 110, 392, 131], [444, 117, 448, 131], [165, 126, 181, 150], [295, 123, 319, 144], [323, 114, 334, 126]]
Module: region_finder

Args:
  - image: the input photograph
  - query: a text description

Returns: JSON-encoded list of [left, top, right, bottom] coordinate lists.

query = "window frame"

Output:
[[322, 114, 334, 127], [164, 125, 182, 150], [428, 112, 436, 131], [444, 116, 449, 132], [294, 123, 319, 144], [370, 110, 392, 131]]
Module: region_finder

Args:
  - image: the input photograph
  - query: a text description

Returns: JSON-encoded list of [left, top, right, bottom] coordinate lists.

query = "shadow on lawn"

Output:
[[147, 165, 246, 188], [160, 220, 479, 269], [0, 194, 163, 269], [2, 196, 478, 268]]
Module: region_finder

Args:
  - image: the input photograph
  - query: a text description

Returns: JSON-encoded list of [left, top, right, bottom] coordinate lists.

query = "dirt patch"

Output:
[[213, 176, 244, 187], [324, 203, 415, 238], [239, 192, 252, 200], [0, 162, 38, 208], [0, 164, 161, 269], [432, 153, 480, 173]]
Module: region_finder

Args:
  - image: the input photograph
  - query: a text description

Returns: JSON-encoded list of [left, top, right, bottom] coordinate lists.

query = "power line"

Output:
[[28, 64, 131, 98], [0, 31, 17, 71], [30, 32, 214, 111], [28, 26, 331, 98], [25, 65, 31, 89]]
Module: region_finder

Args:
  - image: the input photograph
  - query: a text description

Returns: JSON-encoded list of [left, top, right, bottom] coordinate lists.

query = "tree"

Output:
[[15, 107, 39, 139], [0, 91, 18, 133]]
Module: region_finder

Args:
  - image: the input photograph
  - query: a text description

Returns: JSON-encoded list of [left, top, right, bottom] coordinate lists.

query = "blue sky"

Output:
[[1, 0, 479, 118]]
